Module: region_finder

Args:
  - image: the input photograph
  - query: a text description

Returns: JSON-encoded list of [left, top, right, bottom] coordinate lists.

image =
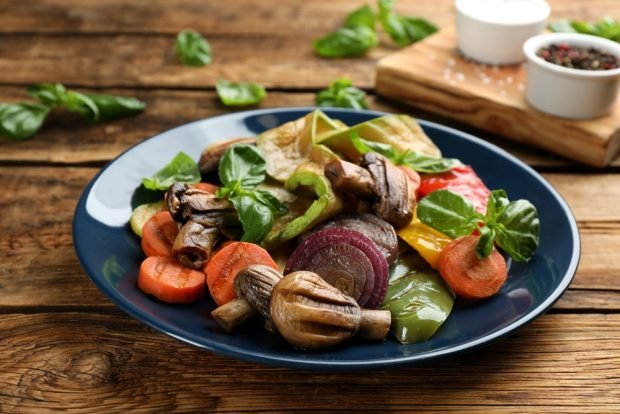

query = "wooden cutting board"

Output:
[[375, 27, 620, 167]]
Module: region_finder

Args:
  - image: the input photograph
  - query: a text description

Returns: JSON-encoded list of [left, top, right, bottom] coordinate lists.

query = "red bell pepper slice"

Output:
[[418, 165, 490, 213]]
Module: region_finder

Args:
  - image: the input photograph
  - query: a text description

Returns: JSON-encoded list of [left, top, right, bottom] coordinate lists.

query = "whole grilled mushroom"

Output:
[[270, 271, 391, 350], [210, 265, 283, 332]]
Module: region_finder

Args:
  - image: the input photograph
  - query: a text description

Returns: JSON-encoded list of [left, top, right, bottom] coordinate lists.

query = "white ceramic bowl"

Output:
[[523, 33, 620, 119], [455, 0, 550, 65]]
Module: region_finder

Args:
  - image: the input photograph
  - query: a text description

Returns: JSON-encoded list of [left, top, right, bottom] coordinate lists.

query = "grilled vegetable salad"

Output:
[[131, 110, 540, 350]]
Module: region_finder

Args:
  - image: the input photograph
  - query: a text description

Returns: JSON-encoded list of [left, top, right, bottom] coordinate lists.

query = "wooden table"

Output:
[[1, 1, 619, 412]]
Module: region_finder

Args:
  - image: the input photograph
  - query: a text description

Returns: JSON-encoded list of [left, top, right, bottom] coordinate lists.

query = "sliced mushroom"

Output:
[[166, 183, 233, 223], [198, 137, 256, 174], [324, 155, 414, 229], [269, 271, 391, 350], [362, 152, 414, 228], [210, 265, 283, 332], [172, 221, 222, 269]]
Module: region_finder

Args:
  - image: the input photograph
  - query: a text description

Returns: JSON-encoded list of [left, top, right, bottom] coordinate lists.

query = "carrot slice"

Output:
[[192, 182, 219, 194], [141, 211, 179, 257], [138, 256, 205, 303], [204, 242, 277, 306], [438, 235, 507, 300]]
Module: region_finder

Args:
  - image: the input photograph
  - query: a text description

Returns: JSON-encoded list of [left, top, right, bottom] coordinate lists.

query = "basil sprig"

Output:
[[216, 80, 266, 107], [378, 0, 438, 46], [417, 189, 540, 261], [345, 5, 376, 30], [142, 152, 201, 191], [549, 17, 620, 42], [216, 144, 287, 243], [0, 83, 146, 141], [175, 29, 213, 66], [316, 79, 369, 109], [313, 25, 378, 58], [351, 132, 460, 173]]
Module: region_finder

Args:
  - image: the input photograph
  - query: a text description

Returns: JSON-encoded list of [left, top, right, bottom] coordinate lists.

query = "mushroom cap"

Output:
[[270, 271, 362, 350]]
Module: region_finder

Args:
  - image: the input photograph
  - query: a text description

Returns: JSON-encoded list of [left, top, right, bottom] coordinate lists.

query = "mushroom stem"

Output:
[[324, 159, 376, 198], [210, 298, 257, 332], [357, 309, 391, 341]]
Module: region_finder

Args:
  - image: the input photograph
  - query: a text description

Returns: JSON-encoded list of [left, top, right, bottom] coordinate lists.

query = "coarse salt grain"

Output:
[[455, 72, 466, 82]]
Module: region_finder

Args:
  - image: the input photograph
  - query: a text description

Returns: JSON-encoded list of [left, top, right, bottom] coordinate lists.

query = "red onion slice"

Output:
[[285, 227, 389, 308]]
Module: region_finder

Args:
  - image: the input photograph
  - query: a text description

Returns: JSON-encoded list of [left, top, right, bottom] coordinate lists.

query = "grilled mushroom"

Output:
[[210, 265, 283, 332], [173, 221, 222, 269], [270, 271, 391, 350], [325, 154, 414, 228], [198, 137, 256, 174]]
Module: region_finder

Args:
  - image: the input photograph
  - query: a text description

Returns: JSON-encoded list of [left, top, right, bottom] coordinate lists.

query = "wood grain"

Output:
[[376, 28, 620, 167], [1, 312, 619, 413], [0, 0, 615, 35]]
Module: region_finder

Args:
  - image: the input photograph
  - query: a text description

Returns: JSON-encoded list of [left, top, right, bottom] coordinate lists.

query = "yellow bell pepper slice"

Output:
[[397, 213, 453, 269]]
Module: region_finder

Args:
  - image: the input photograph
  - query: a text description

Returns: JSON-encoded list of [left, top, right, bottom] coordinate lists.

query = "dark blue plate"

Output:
[[73, 108, 579, 370]]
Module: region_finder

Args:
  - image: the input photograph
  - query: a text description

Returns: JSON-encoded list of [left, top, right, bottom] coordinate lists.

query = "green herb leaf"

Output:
[[316, 79, 369, 109], [229, 194, 274, 244], [27, 83, 66, 108], [378, 0, 437, 46], [476, 225, 496, 259], [351, 131, 397, 158], [313, 25, 378, 58], [218, 144, 266, 187], [493, 199, 540, 262], [216, 80, 266, 107], [485, 189, 509, 220], [417, 190, 480, 239], [0, 103, 50, 141], [253, 190, 289, 215], [351, 132, 459, 173], [345, 5, 376, 29], [549, 17, 620, 42], [175, 29, 213, 66], [142, 151, 201, 191]]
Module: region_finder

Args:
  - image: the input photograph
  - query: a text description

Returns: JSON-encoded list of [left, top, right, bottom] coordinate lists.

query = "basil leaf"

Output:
[[253, 190, 288, 215], [218, 144, 266, 188], [0, 103, 50, 141], [345, 5, 376, 29], [313, 25, 378, 58], [485, 189, 509, 220], [216, 80, 266, 107], [549, 17, 620, 42], [417, 190, 480, 239], [399, 150, 460, 173], [175, 29, 212, 66], [78, 93, 146, 121], [142, 151, 201, 191], [27, 83, 66, 108], [351, 132, 398, 159], [476, 225, 496, 259], [230, 194, 274, 244], [60, 90, 101, 121], [378, 0, 437, 46], [494, 200, 540, 262], [316, 79, 369, 109]]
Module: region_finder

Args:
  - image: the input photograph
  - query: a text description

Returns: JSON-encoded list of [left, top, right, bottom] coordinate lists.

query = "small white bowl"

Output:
[[455, 0, 550, 65], [523, 33, 620, 119]]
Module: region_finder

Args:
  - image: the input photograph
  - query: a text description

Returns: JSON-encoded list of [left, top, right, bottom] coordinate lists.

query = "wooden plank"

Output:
[[0, 0, 615, 35], [376, 28, 620, 167], [0, 34, 384, 89], [0, 313, 619, 413], [0, 87, 582, 167], [1, 166, 619, 308], [554, 289, 620, 310]]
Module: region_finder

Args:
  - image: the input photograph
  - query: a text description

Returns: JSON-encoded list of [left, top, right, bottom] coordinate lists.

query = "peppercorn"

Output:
[[537, 43, 618, 71]]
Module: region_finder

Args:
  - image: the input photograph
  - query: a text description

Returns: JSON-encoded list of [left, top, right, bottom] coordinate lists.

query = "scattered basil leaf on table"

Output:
[[345, 5, 376, 29], [549, 17, 620, 42], [142, 151, 201, 191], [313, 25, 378, 58], [216, 80, 266, 107], [351, 133, 460, 173], [0, 103, 50, 141], [316, 79, 369, 109], [216, 144, 288, 243], [72, 93, 146, 121], [417, 189, 540, 261], [378, 0, 438, 46], [27, 83, 67, 107], [175, 29, 213, 66]]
